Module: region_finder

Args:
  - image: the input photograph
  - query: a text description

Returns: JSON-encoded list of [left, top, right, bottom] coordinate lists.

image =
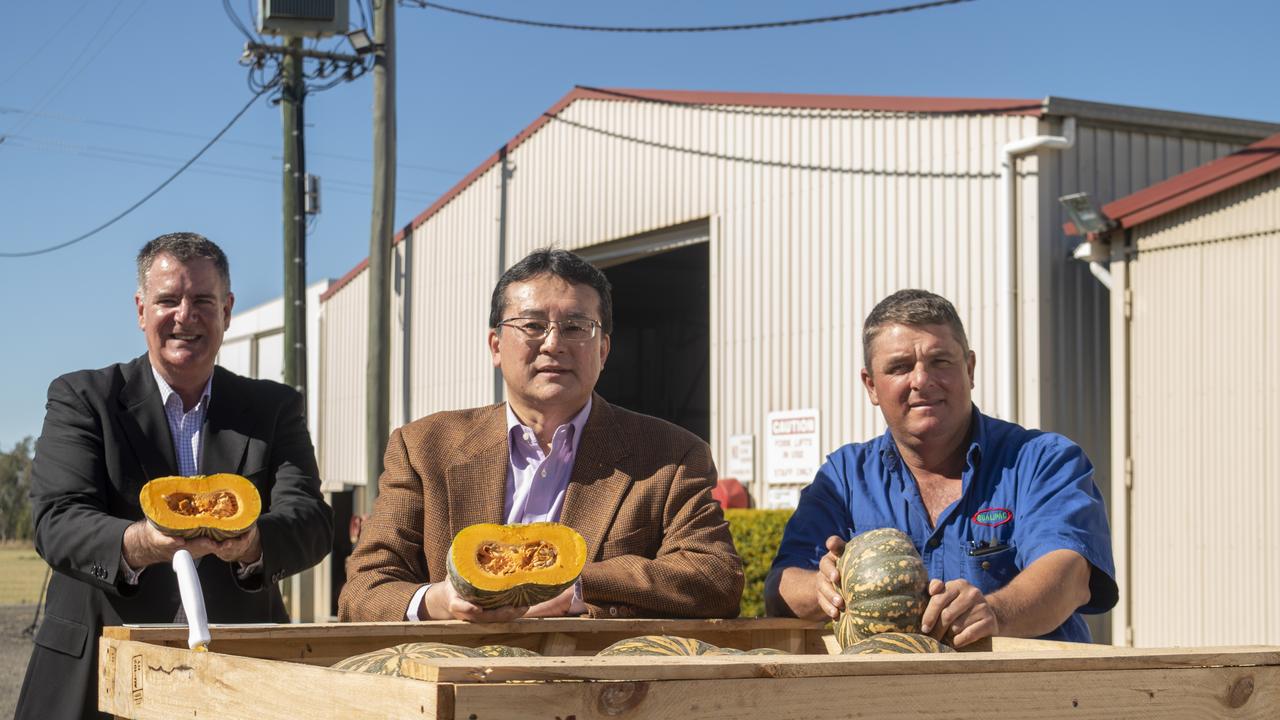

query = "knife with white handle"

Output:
[[172, 549, 211, 652]]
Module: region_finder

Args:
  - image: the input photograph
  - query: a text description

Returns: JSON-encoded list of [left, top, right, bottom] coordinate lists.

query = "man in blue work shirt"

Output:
[[764, 289, 1116, 645]]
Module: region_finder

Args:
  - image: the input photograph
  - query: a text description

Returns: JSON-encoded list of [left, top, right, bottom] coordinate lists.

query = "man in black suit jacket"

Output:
[[16, 233, 333, 720]]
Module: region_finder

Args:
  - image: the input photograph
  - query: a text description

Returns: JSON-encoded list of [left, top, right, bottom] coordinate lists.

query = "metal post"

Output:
[[365, 0, 396, 510], [282, 37, 308, 411], [280, 35, 313, 621], [493, 146, 511, 404]]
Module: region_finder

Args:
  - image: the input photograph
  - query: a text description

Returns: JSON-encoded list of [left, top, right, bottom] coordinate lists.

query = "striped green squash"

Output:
[[836, 527, 928, 648], [834, 612, 861, 650], [331, 642, 484, 676], [839, 632, 955, 655], [447, 522, 587, 609], [707, 646, 790, 656], [597, 635, 719, 657], [474, 644, 542, 657]]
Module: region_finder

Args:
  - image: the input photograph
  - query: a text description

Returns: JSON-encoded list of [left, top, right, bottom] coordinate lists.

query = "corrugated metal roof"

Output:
[[1066, 132, 1280, 235]]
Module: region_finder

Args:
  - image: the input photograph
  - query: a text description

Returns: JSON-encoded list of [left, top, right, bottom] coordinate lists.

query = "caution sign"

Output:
[[764, 408, 820, 510]]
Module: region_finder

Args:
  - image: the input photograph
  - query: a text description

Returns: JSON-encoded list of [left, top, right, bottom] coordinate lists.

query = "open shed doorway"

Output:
[[595, 241, 710, 442]]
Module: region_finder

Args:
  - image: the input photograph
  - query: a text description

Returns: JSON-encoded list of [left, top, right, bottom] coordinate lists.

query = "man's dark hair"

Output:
[[489, 248, 613, 334], [862, 289, 970, 370], [136, 232, 231, 297]]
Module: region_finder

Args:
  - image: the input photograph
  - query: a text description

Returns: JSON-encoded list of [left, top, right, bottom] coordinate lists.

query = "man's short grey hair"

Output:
[[136, 232, 231, 297], [862, 289, 970, 370]]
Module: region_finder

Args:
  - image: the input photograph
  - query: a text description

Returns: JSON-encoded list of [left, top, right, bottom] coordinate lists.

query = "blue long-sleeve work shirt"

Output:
[[771, 407, 1118, 643]]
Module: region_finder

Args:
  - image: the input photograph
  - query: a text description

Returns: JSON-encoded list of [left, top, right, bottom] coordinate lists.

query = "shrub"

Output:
[[724, 508, 793, 618]]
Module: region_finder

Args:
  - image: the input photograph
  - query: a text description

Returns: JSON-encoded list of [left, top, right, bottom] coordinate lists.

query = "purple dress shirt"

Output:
[[503, 398, 592, 524], [406, 398, 593, 619]]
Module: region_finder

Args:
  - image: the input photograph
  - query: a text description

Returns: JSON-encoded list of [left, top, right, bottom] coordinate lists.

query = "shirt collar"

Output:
[[505, 397, 593, 454], [150, 364, 213, 412], [965, 405, 986, 468]]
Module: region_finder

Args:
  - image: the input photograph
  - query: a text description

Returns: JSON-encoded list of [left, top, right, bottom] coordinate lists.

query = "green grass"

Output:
[[0, 544, 50, 605]]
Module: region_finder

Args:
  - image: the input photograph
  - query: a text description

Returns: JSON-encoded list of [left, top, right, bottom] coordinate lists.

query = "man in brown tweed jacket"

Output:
[[339, 248, 743, 621]]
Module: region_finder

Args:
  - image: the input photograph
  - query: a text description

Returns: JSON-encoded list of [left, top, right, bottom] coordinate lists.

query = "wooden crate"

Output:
[[99, 618, 1279, 719]]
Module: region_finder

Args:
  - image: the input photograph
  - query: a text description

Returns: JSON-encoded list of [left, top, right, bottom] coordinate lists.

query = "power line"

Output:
[[543, 111, 1011, 180], [401, 0, 974, 33], [0, 0, 94, 89], [223, 0, 258, 42], [3, 133, 444, 198], [1, 84, 274, 259], [3, 0, 148, 139], [0, 105, 463, 174]]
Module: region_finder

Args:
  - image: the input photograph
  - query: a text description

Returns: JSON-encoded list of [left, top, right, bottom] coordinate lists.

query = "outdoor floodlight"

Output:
[[346, 29, 374, 55], [1059, 192, 1113, 235]]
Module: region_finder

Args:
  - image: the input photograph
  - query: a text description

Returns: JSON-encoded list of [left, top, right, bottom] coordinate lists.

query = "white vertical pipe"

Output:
[[998, 116, 1076, 422], [172, 549, 210, 651], [1108, 248, 1130, 647]]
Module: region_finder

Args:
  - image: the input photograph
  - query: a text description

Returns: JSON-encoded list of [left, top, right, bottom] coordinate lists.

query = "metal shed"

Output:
[[1073, 133, 1280, 648], [218, 279, 332, 622], [318, 88, 1278, 634]]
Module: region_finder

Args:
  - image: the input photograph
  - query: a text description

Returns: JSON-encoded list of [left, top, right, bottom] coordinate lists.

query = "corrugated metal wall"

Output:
[[484, 101, 1045, 499], [402, 165, 503, 419], [1040, 129, 1244, 499], [1126, 172, 1280, 647], [321, 95, 1258, 505], [319, 269, 369, 486]]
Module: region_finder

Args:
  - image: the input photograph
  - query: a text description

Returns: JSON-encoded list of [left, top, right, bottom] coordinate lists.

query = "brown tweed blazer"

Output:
[[339, 394, 744, 621]]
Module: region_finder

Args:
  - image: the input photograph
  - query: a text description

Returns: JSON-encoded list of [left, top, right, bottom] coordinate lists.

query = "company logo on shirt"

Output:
[[972, 507, 1013, 527]]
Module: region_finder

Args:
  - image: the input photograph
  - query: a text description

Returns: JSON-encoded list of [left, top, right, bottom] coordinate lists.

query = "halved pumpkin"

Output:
[[446, 522, 586, 609], [139, 474, 261, 541]]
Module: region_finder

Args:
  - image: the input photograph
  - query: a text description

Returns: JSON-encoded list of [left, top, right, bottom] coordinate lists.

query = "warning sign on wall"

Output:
[[725, 434, 755, 486], [764, 408, 820, 510]]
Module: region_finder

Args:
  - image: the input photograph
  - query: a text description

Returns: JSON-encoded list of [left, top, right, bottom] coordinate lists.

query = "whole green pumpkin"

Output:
[[840, 632, 954, 655], [835, 527, 928, 648]]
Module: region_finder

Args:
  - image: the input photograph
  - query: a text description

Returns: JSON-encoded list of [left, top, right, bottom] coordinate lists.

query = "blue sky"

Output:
[[2, 0, 1277, 449]]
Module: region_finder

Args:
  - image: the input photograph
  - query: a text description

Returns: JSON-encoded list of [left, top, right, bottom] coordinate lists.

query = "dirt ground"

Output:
[[0, 604, 38, 718]]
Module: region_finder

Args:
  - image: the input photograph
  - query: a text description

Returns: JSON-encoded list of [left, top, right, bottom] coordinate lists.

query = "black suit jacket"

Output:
[[16, 355, 333, 720]]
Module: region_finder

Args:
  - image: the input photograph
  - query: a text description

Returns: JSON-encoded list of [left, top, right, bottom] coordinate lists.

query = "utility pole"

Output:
[[279, 35, 311, 621], [365, 0, 396, 511], [281, 36, 307, 410], [249, 0, 368, 622]]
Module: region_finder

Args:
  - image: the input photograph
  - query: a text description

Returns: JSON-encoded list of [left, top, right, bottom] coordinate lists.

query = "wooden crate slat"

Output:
[[103, 617, 822, 661], [96, 619, 1280, 720], [98, 638, 452, 720], [449, 666, 1280, 720], [404, 646, 1280, 684]]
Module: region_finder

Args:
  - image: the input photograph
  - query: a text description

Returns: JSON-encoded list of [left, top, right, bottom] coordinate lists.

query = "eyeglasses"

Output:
[[497, 317, 601, 343]]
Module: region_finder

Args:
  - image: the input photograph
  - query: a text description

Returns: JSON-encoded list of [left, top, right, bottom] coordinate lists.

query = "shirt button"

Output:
[[609, 607, 618, 617], [541, 469, 547, 477], [981, 561, 991, 571]]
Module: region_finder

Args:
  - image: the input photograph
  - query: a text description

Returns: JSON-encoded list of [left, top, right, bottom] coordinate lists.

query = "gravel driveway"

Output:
[[0, 605, 38, 718]]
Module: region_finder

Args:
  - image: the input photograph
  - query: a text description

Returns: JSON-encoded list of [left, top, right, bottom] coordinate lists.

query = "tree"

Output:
[[0, 437, 35, 541]]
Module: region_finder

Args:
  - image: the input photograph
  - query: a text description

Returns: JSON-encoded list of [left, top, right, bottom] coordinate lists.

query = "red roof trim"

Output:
[[322, 87, 1045, 302], [572, 86, 1046, 116], [319, 257, 369, 302], [1071, 132, 1280, 236]]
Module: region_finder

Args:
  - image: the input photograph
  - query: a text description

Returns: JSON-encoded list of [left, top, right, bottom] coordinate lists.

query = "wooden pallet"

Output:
[[98, 618, 1279, 719]]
